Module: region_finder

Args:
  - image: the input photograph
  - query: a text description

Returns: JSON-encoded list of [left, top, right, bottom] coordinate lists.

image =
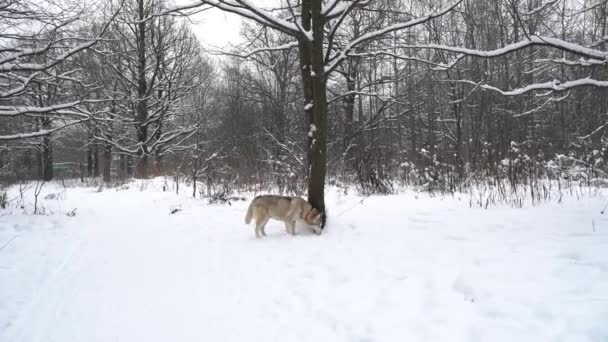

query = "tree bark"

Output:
[[309, 0, 328, 227], [298, 0, 327, 228], [41, 117, 53, 181], [103, 143, 112, 183], [120, 154, 127, 180], [343, 62, 356, 170], [135, 0, 149, 178], [103, 104, 114, 183], [87, 140, 93, 177], [93, 140, 100, 177], [42, 133, 53, 181]]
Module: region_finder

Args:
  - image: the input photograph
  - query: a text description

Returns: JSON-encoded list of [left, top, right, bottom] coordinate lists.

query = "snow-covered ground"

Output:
[[1, 179, 607, 342]]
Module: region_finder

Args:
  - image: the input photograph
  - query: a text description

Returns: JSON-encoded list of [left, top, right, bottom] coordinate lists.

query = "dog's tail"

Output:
[[244, 199, 256, 224]]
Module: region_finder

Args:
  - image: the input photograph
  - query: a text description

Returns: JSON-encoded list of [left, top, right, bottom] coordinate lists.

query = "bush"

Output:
[[354, 147, 394, 195], [0, 189, 6, 209]]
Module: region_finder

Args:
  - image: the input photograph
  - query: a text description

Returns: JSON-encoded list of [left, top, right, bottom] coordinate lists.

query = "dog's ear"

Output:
[[311, 209, 323, 234], [304, 208, 311, 222], [306, 208, 319, 224]]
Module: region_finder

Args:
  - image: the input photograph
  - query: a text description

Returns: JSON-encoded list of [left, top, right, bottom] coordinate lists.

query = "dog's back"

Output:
[[244, 195, 321, 238], [244, 195, 294, 224]]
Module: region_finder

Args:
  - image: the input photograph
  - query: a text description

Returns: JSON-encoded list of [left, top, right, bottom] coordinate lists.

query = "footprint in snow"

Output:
[[453, 276, 476, 303]]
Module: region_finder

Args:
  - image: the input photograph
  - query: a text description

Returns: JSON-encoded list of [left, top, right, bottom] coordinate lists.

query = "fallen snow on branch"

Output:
[[404, 35, 608, 62], [461, 78, 608, 96]]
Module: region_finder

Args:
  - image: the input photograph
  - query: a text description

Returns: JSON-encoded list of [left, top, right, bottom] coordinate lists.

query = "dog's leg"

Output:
[[258, 217, 270, 237], [254, 220, 261, 238], [288, 221, 296, 235]]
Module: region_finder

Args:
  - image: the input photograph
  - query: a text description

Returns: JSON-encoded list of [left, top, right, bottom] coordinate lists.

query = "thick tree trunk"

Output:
[[298, 0, 327, 228], [120, 154, 127, 180], [103, 143, 112, 183], [87, 143, 93, 177], [37, 147, 43, 180], [298, 2, 313, 171], [42, 134, 53, 181], [154, 121, 162, 176], [310, 0, 327, 228], [193, 126, 200, 198], [93, 141, 100, 177], [135, 0, 149, 179], [23, 150, 33, 180], [393, 31, 402, 155], [343, 63, 356, 171], [407, 61, 418, 166], [38, 117, 53, 181], [103, 104, 114, 183], [427, 75, 435, 158]]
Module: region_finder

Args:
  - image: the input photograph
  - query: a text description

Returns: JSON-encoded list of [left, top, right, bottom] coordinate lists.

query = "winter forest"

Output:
[[1, 1, 608, 341], [2, 0, 608, 207]]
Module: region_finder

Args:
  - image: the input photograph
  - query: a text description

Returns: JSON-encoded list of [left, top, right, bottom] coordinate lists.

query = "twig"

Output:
[[0, 235, 18, 254], [601, 201, 608, 214], [335, 194, 371, 217]]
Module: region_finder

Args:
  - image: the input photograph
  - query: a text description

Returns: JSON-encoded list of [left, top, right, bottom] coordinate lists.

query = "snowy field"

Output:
[[1, 179, 607, 342]]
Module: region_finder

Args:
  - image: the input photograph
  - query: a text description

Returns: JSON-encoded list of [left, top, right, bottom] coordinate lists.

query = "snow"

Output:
[[0, 39, 97, 73], [184, 0, 307, 39], [325, 0, 463, 73], [522, 0, 559, 16], [1, 179, 608, 342], [404, 35, 607, 63], [304, 103, 313, 111], [0, 119, 89, 141], [458, 78, 608, 96], [238, 41, 298, 58], [308, 123, 316, 137], [0, 101, 82, 116], [535, 57, 606, 67], [322, 1, 349, 17], [480, 78, 608, 96]]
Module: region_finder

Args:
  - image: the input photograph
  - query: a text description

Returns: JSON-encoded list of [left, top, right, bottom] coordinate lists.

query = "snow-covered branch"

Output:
[[403, 36, 608, 62], [511, 94, 570, 117], [0, 119, 89, 141], [347, 51, 465, 71], [579, 122, 608, 140], [224, 41, 298, 59], [166, 0, 301, 36], [523, 0, 559, 16], [263, 128, 304, 167], [571, 0, 608, 16], [325, 0, 463, 74], [460, 78, 608, 96], [0, 101, 82, 117], [534, 57, 607, 67], [328, 90, 396, 104]]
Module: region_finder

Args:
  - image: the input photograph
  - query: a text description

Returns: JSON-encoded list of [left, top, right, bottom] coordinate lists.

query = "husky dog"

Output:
[[244, 195, 322, 238]]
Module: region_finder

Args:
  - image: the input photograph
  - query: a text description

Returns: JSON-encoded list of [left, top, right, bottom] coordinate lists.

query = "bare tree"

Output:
[[0, 0, 119, 140], [0, 0, 121, 182], [168, 0, 463, 228], [87, 0, 208, 179]]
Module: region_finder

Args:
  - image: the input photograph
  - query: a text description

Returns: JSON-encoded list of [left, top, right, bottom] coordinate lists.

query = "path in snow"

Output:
[[1, 181, 608, 342]]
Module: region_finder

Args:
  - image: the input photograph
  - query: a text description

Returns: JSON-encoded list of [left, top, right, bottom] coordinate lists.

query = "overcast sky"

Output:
[[177, 1, 280, 49], [188, 7, 244, 48]]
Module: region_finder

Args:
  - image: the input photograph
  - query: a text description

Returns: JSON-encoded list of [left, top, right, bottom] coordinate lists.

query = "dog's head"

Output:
[[304, 207, 322, 234]]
